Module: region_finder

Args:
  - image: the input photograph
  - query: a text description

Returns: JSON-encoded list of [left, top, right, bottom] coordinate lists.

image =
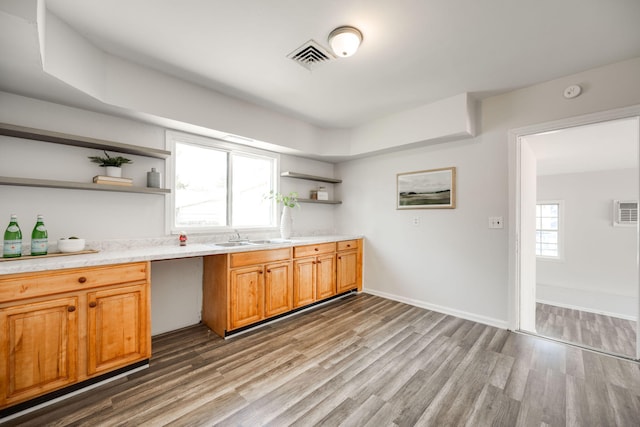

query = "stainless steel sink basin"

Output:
[[214, 242, 252, 247], [249, 239, 292, 244]]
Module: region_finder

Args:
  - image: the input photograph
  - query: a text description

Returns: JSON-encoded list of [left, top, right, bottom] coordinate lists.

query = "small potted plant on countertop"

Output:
[[264, 191, 299, 239], [88, 150, 133, 178]]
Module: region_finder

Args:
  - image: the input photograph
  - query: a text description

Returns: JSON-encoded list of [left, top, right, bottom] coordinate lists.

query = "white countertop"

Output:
[[0, 235, 362, 275]]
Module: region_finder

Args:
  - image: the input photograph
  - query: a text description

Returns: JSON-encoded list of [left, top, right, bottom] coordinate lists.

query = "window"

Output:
[[167, 131, 278, 232], [536, 201, 562, 258]]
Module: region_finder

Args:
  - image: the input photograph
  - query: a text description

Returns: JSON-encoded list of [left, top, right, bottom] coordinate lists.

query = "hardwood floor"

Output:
[[536, 302, 637, 359], [6, 294, 640, 426]]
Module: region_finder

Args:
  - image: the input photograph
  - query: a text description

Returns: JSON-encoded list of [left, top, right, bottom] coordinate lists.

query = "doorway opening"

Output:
[[512, 108, 640, 359]]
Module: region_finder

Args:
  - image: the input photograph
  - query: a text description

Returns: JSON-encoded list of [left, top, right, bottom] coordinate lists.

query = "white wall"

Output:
[[337, 57, 640, 328], [537, 169, 638, 319], [0, 92, 337, 335], [3, 56, 640, 333]]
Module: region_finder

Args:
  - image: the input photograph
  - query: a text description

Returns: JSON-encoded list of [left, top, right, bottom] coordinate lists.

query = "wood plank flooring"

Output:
[[536, 302, 637, 359], [6, 294, 640, 426]]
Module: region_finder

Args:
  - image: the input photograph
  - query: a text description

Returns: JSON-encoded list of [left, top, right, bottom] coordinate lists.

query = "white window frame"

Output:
[[536, 200, 564, 261], [165, 130, 279, 234]]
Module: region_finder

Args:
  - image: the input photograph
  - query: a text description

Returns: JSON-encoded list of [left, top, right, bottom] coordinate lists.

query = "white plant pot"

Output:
[[280, 206, 293, 239], [105, 166, 122, 178]]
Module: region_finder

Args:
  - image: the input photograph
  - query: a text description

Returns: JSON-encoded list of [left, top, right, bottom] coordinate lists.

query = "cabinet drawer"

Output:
[[294, 242, 336, 258], [230, 248, 292, 268], [0, 262, 148, 303], [337, 240, 359, 252]]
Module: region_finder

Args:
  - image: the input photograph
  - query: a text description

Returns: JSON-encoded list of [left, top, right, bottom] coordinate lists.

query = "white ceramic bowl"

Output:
[[58, 238, 86, 253]]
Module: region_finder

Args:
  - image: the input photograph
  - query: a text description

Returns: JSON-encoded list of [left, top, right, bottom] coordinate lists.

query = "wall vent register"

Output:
[[613, 200, 638, 226]]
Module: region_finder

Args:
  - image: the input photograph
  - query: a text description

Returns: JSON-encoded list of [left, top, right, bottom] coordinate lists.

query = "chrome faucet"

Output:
[[229, 229, 248, 242]]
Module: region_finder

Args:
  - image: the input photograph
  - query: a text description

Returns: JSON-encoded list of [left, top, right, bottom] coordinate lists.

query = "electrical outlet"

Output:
[[412, 217, 420, 226], [489, 216, 504, 229]]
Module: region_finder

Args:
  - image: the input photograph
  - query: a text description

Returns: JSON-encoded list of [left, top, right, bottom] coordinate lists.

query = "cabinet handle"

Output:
[[67, 306, 76, 312], [346, 244, 351, 248], [312, 261, 316, 264], [259, 271, 263, 274], [317, 261, 322, 264], [338, 256, 342, 259], [314, 248, 319, 251], [266, 269, 271, 273], [78, 276, 87, 283], [89, 301, 97, 308]]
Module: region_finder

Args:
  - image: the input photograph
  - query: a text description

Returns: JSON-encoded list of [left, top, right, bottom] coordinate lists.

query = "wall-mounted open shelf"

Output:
[[0, 122, 171, 159], [297, 198, 342, 205], [0, 176, 171, 195], [0, 123, 172, 195], [280, 171, 342, 184], [281, 171, 342, 204]]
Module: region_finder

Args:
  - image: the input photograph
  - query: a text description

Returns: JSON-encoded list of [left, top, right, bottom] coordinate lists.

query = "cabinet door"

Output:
[[337, 250, 359, 293], [87, 284, 150, 376], [229, 266, 264, 330], [293, 257, 315, 308], [316, 254, 336, 300], [0, 297, 78, 407], [264, 261, 293, 318]]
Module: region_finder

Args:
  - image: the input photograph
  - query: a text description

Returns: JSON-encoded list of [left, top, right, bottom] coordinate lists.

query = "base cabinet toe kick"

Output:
[[202, 239, 363, 337]]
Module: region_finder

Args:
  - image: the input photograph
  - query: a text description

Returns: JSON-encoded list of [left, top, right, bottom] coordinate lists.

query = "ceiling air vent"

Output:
[[613, 200, 638, 227], [287, 40, 335, 71]]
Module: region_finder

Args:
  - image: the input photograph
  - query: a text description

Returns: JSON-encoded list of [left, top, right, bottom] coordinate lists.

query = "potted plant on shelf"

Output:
[[264, 191, 299, 239], [88, 150, 133, 178]]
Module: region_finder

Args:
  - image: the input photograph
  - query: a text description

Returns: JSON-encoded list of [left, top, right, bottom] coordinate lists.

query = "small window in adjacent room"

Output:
[[536, 201, 562, 259]]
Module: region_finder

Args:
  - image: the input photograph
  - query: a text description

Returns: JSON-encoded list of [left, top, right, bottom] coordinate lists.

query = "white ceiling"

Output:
[[1, 0, 640, 129], [524, 118, 639, 176]]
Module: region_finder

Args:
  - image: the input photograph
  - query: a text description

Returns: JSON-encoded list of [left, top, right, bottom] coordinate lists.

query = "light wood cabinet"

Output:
[[336, 240, 362, 294], [264, 261, 293, 318], [229, 265, 265, 330], [0, 296, 78, 407], [203, 239, 362, 337], [293, 257, 316, 308], [87, 283, 150, 376], [0, 262, 151, 410], [203, 248, 293, 336], [293, 248, 336, 308]]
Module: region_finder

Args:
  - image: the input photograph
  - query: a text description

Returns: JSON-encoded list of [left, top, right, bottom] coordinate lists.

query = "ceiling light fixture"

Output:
[[328, 26, 363, 58]]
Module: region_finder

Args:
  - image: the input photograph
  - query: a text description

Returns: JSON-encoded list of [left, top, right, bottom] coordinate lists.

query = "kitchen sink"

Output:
[[214, 242, 253, 247]]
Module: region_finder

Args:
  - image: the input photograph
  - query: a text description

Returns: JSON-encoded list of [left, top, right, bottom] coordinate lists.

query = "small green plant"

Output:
[[264, 191, 299, 208], [88, 150, 133, 167]]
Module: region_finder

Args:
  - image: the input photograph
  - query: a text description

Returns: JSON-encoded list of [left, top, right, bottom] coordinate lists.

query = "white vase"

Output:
[[280, 206, 293, 239], [105, 166, 122, 178]]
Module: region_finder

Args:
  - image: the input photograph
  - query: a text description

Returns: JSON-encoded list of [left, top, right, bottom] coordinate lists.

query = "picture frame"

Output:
[[397, 167, 456, 209]]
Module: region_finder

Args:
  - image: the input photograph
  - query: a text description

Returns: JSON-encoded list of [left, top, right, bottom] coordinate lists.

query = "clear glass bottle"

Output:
[[3, 214, 22, 258], [31, 214, 48, 256]]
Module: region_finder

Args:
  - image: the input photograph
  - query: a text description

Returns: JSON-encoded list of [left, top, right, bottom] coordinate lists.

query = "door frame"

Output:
[[508, 104, 640, 359]]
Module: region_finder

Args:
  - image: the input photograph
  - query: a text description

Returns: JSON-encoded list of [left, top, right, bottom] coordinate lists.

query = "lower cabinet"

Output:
[[204, 239, 362, 337], [204, 248, 293, 336], [0, 262, 151, 410], [0, 296, 79, 407], [87, 283, 150, 376], [293, 247, 336, 308], [229, 260, 293, 330]]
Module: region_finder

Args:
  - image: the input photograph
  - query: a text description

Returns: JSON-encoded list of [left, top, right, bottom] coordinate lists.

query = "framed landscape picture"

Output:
[[397, 167, 456, 209]]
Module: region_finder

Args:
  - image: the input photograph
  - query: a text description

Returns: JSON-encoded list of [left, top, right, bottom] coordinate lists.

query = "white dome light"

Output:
[[328, 26, 363, 58]]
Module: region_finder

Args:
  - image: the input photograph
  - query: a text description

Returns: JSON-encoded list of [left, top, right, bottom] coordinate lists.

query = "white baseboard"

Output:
[[536, 298, 637, 321], [363, 288, 509, 330], [536, 283, 637, 321]]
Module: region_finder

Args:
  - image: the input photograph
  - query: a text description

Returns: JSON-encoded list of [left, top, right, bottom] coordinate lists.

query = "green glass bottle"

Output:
[[31, 214, 48, 256], [3, 214, 22, 258]]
